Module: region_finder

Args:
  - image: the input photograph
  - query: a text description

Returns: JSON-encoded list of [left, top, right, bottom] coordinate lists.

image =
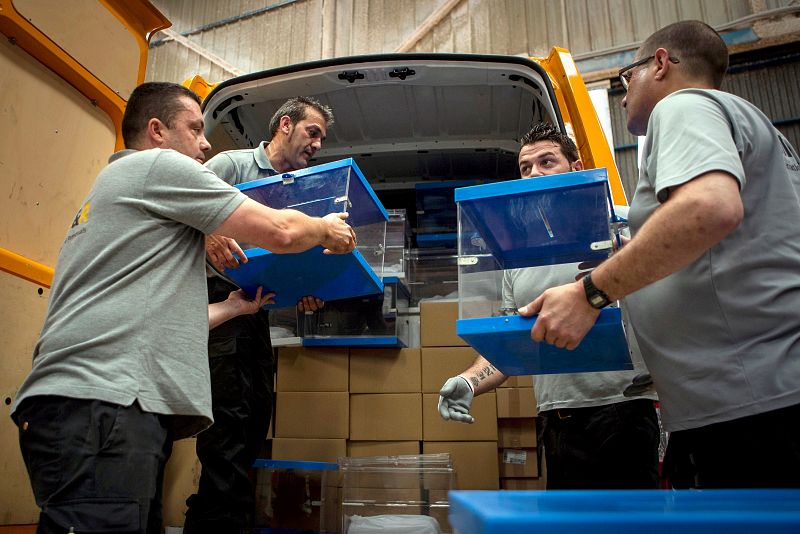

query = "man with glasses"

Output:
[[517, 20, 800, 488]]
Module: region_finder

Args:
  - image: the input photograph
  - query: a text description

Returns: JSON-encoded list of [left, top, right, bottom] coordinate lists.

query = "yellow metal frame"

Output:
[[0, 0, 170, 288], [183, 74, 219, 102], [535, 47, 628, 206], [0, 246, 54, 287]]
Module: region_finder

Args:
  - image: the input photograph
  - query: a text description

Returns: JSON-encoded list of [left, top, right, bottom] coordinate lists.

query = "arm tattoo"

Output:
[[470, 377, 480, 390]]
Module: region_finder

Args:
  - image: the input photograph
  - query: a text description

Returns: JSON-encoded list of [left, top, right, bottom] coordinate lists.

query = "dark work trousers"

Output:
[[15, 396, 172, 533], [538, 399, 660, 489], [663, 402, 800, 489], [184, 277, 274, 534]]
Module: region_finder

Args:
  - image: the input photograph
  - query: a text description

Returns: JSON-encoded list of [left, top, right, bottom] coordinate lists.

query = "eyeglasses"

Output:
[[618, 55, 679, 90]]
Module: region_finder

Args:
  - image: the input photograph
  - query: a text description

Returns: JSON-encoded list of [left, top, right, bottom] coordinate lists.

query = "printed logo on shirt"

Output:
[[70, 202, 91, 228]]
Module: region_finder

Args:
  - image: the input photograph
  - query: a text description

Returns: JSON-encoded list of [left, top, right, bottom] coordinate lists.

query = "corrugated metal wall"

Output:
[[147, 0, 779, 84]]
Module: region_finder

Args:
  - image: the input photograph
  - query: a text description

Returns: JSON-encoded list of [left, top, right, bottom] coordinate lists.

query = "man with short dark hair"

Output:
[[523, 20, 800, 488], [11, 82, 355, 532], [439, 122, 661, 489], [184, 96, 336, 532]]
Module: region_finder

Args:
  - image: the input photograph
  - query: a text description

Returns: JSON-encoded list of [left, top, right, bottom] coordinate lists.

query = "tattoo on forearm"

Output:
[[473, 364, 498, 388]]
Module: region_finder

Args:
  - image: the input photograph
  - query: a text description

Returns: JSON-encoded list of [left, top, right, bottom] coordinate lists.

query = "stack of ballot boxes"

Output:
[[224, 158, 388, 309], [300, 209, 412, 348], [454, 168, 633, 376]]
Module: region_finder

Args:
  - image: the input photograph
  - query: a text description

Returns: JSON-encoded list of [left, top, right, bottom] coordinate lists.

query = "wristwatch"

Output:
[[583, 272, 612, 309]]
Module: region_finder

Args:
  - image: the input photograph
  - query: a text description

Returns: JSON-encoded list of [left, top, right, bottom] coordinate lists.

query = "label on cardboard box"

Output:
[[502, 449, 527, 465]]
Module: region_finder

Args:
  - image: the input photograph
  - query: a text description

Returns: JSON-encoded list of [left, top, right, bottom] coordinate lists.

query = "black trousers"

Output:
[[663, 402, 800, 489], [538, 398, 661, 489], [15, 396, 172, 533], [184, 278, 274, 533]]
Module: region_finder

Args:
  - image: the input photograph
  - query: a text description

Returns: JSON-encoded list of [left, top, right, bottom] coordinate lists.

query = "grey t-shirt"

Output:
[[12, 148, 247, 439], [626, 89, 800, 432], [205, 140, 278, 185], [503, 263, 655, 412]]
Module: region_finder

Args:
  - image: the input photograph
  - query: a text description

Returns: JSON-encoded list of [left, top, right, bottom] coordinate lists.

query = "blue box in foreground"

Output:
[[456, 308, 632, 375], [448, 490, 800, 534]]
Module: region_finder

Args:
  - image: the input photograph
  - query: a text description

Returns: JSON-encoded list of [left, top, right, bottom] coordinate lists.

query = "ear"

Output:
[[571, 159, 584, 171], [653, 48, 672, 80], [145, 117, 166, 147], [279, 115, 292, 135]]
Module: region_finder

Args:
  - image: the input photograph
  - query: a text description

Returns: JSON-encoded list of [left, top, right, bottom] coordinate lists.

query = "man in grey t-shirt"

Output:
[[184, 97, 335, 532], [521, 21, 800, 488], [11, 83, 356, 532], [439, 123, 660, 489]]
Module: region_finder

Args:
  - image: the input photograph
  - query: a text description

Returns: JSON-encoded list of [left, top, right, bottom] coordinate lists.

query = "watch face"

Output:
[[590, 295, 605, 307]]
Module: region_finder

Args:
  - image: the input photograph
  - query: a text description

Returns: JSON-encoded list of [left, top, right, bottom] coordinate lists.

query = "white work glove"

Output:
[[438, 376, 475, 424]]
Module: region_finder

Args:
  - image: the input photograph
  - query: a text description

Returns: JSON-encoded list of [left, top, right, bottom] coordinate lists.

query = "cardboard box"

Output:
[[499, 375, 534, 388], [497, 417, 537, 448], [501, 477, 546, 490], [496, 387, 537, 417], [276, 346, 349, 392], [498, 448, 539, 478], [162, 438, 200, 526], [422, 392, 497, 441], [420, 300, 467, 347], [275, 392, 349, 438], [423, 441, 499, 490], [350, 393, 422, 441], [346, 440, 421, 457], [420, 346, 481, 393], [272, 438, 347, 463], [350, 348, 421, 393]]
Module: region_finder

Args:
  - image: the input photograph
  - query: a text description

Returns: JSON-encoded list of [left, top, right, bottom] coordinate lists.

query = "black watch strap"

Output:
[[583, 273, 612, 309]]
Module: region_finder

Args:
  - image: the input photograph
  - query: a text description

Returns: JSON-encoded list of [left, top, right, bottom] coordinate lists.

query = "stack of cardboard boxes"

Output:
[[418, 300, 500, 491], [273, 346, 350, 462], [270, 300, 545, 491], [496, 376, 544, 489]]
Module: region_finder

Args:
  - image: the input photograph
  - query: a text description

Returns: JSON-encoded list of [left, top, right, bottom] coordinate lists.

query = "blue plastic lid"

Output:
[[252, 458, 338, 471]]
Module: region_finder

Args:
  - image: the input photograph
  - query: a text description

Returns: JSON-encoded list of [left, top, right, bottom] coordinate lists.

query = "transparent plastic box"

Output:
[[224, 158, 388, 308], [379, 209, 409, 279], [454, 169, 633, 375], [408, 248, 459, 305], [253, 459, 339, 533], [301, 276, 411, 348], [339, 454, 455, 534]]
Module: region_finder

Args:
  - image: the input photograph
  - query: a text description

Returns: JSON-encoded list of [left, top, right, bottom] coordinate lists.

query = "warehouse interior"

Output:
[[2, 0, 800, 531]]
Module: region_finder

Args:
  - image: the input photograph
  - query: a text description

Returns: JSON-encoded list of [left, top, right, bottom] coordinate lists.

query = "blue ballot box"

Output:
[[301, 276, 411, 347], [448, 490, 800, 534], [224, 159, 388, 308], [454, 168, 632, 375]]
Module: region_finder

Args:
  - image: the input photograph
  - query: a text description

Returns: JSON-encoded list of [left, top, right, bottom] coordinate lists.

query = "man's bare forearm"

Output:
[[592, 171, 742, 300]]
